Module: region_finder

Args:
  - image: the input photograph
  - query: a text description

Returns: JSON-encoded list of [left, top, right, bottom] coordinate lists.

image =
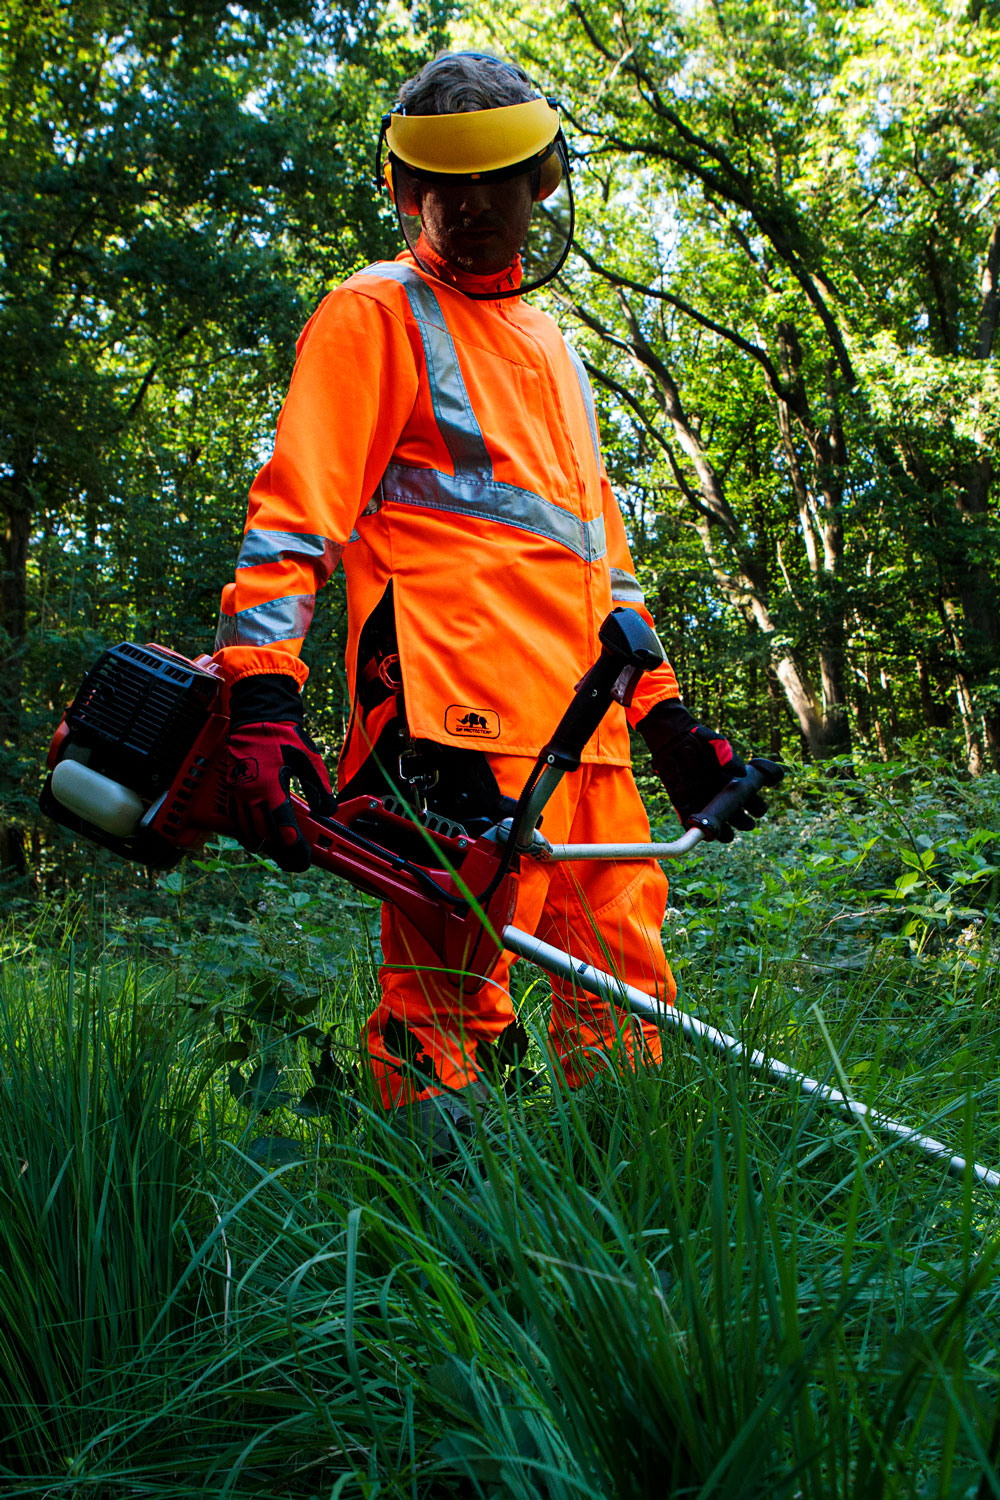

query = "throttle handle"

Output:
[[685, 758, 784, 839], [541, 608, 664, 773]]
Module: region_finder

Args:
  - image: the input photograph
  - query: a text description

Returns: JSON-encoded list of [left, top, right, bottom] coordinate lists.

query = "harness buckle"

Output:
[[398, 748, 439, 815]]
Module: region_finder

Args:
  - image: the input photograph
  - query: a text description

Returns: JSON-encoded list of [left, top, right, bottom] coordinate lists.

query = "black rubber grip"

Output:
[[685, 758, 785, 836], [542, 650, 629, 770]]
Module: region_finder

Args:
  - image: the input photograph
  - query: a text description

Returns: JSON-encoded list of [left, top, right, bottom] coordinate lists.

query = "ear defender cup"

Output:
[[535, 149, 563, 202], [385, 160, 421, 215]]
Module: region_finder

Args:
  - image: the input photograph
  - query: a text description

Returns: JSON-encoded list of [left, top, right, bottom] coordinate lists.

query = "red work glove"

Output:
[[638, 699, 769, 844], [225, 674, 336, 872]]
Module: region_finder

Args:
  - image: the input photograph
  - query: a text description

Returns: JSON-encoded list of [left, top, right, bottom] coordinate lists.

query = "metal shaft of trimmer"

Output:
[[501, 924, 1000, 1190]]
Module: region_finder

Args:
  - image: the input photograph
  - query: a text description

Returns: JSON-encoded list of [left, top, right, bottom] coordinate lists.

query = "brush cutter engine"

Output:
[[40, 642, 230, 869], [40, 641, 519, 982]]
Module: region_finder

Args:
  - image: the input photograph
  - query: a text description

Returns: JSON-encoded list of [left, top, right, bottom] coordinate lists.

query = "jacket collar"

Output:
[[399, 237, 523, 304]]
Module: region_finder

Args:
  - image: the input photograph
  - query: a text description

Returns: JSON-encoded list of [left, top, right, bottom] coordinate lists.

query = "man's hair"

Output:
[[397, 51, 536, 115]]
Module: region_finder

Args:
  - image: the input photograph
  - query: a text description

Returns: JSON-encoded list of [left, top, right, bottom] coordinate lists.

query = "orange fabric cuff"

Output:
[[625, 659, 681, 728], [212, 645, 309, 688]]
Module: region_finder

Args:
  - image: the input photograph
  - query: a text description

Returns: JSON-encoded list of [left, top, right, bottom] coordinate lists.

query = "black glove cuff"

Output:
[[637, 698, 696, 753], [229, 673, 304, 729]]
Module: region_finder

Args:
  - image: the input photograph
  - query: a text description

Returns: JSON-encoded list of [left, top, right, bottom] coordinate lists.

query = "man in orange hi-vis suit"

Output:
[[214, 52, 774, 1127]]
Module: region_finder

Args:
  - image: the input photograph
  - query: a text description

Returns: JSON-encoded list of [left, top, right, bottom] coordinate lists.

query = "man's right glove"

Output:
[[224, 674, 336, 872], [638, 699, 777, 844]]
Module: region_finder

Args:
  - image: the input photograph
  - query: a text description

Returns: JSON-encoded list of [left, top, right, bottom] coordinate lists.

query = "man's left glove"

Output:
[[224, 674, 336, 872], [638, 699, 771, 844]]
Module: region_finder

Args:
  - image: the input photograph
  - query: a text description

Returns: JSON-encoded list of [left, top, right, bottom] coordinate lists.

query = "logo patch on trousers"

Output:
[[445, 705, 501, 739]]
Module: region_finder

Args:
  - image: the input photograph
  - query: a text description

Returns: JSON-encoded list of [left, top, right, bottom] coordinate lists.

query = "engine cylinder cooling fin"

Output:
[[381, 794, 468, 842], [65, 643, 220, 798]]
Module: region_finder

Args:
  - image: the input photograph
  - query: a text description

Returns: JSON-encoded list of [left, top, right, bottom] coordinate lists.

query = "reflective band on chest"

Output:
[[563, 341, 601, 464], [357, 263, 607, 563], [380, 463, 605, 562]]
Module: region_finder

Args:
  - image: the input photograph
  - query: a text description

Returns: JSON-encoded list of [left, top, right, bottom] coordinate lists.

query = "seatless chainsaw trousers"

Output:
[[365, 757, 675, 1108]]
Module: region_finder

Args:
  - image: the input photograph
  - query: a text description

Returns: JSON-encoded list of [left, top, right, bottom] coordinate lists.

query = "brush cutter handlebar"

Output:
[[540, 608, 664, 774]]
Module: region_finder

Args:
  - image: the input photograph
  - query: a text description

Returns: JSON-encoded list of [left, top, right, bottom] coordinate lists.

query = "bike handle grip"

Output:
[[685, 758, 785, 838]]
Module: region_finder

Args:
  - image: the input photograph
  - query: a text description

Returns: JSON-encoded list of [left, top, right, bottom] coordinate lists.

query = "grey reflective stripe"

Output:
[[237, 529, 343, 583], [356, 262, 606, 564], [610, 567, 645, 605], [382, 463, 607, 563], [564, 341, 601, 464], [215, 594, 315, 649], [357, 263, 491, 475]]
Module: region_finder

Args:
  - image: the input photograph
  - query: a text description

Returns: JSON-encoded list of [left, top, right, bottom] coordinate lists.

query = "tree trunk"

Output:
[[0, 487, 31, 876], [765, 667, 785, 758], [952, 455, 1000, 769], [916, 655, 949, 731], [941, 595, 988, 774], [0, 496, 30, 744]]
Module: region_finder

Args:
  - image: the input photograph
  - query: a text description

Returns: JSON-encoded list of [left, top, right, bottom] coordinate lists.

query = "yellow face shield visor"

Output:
[[384, 98, 564, 200], [377, 94, 574, 299]]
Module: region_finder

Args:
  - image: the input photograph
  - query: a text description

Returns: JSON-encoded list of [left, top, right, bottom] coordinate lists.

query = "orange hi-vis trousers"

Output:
[[365, 757, 675, 1107]]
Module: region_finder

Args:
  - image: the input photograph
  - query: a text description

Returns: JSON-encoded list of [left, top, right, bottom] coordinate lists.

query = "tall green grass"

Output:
[[3, 758, 1000, 1495], [0, 927, 229, 1485], [3, 930, 1000, 1496]]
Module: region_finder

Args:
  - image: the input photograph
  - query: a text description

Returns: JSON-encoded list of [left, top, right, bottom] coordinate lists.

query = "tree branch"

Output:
[[567, 239, 787, 391], [977, 222, 1000, 358]]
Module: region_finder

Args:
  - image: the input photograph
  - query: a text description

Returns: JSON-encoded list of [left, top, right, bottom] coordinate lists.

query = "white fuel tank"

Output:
[[50, 760, 145, 839]]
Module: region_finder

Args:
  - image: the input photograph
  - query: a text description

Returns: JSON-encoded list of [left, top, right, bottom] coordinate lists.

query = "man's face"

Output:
[[415, 171, 535, 276]]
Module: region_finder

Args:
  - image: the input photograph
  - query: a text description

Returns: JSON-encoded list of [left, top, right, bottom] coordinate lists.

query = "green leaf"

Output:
[[246, 1136, 304, 1168]]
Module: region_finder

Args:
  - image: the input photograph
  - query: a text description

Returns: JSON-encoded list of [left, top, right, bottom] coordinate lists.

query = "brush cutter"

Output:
[[40, 611, 999, 1189]]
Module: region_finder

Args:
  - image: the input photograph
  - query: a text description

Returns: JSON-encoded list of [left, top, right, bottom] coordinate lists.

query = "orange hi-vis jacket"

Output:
[[215, 245, 680, 777]]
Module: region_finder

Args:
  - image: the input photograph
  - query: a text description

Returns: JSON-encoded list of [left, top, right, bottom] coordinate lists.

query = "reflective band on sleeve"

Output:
[[610, 567, 645, 605], [214, 593, 316, 649], [237, 529, 343, 583], [381, 463, 607, 563], [564, 341, 600, 464], [358, 263, 491, 476]]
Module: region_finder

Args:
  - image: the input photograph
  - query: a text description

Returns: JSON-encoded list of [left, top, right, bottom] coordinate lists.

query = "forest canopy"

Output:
[[1, 0, 998, 878]]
